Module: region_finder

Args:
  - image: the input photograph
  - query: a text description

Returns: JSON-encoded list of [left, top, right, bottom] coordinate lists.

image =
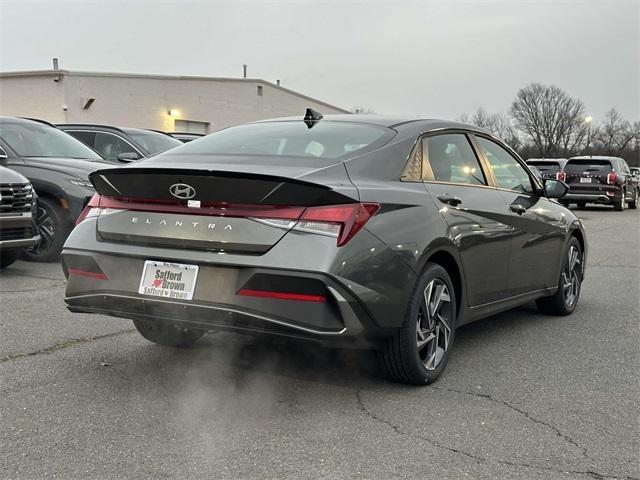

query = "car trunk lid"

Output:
[[88, 161, 359, 254]]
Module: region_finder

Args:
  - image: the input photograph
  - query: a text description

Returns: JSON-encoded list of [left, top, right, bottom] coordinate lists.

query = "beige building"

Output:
[[0, 69, 349, 133]]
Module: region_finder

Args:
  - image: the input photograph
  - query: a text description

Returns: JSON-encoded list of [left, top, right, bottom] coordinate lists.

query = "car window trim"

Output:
[[65, 129, 144, 157], [470, 133, 543, 195]]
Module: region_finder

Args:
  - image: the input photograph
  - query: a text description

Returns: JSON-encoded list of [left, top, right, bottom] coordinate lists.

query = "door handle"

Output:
[[509, 204, 527, 215], [437, 195, 462, 207]]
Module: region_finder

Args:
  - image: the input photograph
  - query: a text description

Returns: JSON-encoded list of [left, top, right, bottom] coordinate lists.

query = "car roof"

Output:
[[57, 123, 130, 135], [0, 116, 57, 127], [569, 155, 624, 161], [254, 113, 489, 131], [526, 158, 568, 163]]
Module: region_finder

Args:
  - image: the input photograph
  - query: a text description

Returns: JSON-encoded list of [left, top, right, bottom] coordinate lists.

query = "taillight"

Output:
[[75, 194, 102, 225], [556, 171, 566, 182], [295, 203, 380, 246], [77, 195, 379, 247], [607, 172, 617, 185]]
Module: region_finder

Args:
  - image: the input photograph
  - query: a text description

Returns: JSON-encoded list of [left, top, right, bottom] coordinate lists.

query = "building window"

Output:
[[257, 85, 263, 96]]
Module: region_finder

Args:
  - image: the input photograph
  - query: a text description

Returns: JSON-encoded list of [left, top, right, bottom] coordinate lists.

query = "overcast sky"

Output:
[[1, 0, 638, 121]]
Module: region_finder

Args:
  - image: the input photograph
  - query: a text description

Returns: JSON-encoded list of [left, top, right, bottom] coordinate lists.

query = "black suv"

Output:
[[563, 156, 638, 210], [0, 117, 111, 261], [57, 124, 182, 162], [526, 158, 567, 180], [0, 165, 39, 268]]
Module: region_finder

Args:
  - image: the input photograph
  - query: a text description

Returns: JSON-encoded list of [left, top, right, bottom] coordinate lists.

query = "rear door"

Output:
[[473, 135, 565, 295], [420, 132, 513, 306]]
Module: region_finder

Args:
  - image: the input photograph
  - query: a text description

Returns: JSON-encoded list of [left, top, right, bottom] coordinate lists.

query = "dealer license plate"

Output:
[[138, 261, 199, 300]]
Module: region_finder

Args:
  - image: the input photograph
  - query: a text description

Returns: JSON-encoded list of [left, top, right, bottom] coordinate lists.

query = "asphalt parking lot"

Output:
[[1, 206, 638, 480]]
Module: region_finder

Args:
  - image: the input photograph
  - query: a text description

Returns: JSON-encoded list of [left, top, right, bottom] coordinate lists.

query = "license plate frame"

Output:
[[138, 260, 199, 300], [580, 177, 592, 183]]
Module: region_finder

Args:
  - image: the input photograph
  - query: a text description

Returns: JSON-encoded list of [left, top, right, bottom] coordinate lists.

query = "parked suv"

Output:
[[564, 156, 638, 210], [0, 117, 111, 261], [526, 158, 567, 180], [57, 124, 182, 162], [0, 165, 39, 268]]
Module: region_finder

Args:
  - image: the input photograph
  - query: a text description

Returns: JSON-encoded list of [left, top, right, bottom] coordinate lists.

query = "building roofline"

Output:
[[0, 69, 351, 113]]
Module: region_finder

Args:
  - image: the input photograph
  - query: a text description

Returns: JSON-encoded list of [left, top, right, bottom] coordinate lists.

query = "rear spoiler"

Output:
[[89, 167, 356, 206]]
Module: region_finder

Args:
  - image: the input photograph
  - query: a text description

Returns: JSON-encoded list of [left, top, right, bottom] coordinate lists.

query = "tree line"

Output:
[[459, 83, 640, 166]]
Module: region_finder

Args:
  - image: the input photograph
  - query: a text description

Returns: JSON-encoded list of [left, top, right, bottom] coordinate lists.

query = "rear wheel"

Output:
[[0, 249, 21, 268], [536, 237, 583, 315], [613, 190, 625, 211], [560, 201, 570, 208], [629, 188, 638, 209], [576, 201, 586, 209], [133, 319, 205, 348], [23, 197, 70, 262], [379, 263, 456, 385]]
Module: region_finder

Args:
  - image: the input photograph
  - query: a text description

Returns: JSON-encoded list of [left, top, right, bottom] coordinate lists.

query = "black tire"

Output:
[[0, 249, 21, 268], [613, 190, 625, 211], [629, 188, 638, 209], [133, 318, 205, 348], [536, 237, 583, 316], [379, 262, 457, 385], [560, 201, 570, 208], [22, 197, 70, 262], [576, 201, 586, 209]]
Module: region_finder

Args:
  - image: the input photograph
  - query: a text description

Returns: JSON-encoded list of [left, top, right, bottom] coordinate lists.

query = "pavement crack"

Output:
[[432, 385, 588, 458], [0, 329, 136, 363], [355, 388, 636, 480]]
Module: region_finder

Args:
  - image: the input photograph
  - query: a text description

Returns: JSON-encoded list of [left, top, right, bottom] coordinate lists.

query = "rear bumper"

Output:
[[564, 193, 614, 204], [62, 249, 392, 348]]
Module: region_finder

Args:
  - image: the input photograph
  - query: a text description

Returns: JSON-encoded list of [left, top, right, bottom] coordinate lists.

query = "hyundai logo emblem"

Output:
[[169, 183, 196, 200]]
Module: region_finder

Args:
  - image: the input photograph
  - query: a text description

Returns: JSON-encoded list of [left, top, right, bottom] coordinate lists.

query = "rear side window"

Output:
[[565, 160, 613, 174], [164, 121, 392, 160], [423, 134, 486, 186]]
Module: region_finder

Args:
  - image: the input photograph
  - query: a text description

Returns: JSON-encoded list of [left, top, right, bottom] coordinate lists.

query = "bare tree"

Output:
[[591, 108, 640, 156], [462, 107, 521, 150], [510, 83, 588, 157]]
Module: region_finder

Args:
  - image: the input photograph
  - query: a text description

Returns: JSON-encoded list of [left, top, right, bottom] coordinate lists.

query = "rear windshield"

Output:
[[527, 162, 560, 174], [565, 160, 613, 174], [164, 121, 391, 159]]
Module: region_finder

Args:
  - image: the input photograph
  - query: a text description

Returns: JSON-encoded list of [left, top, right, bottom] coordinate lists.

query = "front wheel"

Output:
[[536, 237, 583, 315], [629, 188, 638, 209], [23, 197, 70, 262], [0, 249, 21, 268], [379, 263, 456, 385], [133, 319, 205, 348]]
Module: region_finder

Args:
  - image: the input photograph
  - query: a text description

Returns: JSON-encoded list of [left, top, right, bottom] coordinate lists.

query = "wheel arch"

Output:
[[417, 241, 466, 317]]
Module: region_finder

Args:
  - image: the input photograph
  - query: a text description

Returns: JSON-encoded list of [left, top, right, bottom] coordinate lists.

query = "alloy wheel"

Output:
[[561, 245, 581, 308], [416, 279, 452, 371], [28, 204, 56, 256]]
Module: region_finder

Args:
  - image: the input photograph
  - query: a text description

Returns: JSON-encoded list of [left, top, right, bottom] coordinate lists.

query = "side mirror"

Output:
[[543, 179, 569, 199], [116, 152, 141, 163]]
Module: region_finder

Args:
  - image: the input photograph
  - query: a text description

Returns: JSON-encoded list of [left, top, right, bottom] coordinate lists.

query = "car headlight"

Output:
[[68, 179, 95, 189]]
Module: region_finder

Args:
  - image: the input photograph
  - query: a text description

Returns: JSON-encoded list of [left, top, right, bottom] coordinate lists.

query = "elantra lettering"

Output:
[[130, 217, 232, 231]]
